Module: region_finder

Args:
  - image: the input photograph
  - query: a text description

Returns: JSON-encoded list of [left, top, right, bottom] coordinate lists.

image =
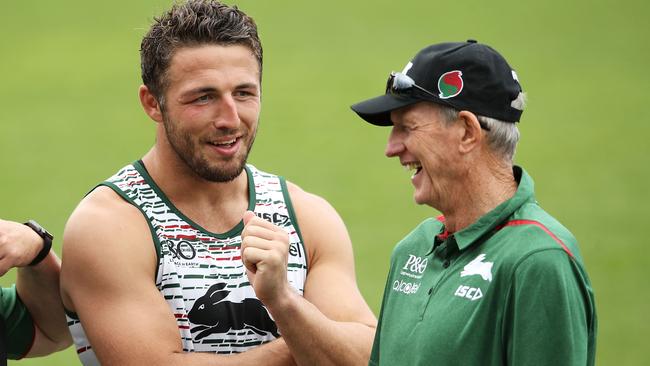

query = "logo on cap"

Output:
[[438, 70, 463, 99]]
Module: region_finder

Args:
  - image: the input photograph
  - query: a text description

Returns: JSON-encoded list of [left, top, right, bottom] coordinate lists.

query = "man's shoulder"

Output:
[[246, 166, 338, 231], [75, 185, 140, 220], [476, 202, 587, 283], [499, 202, 580, 258], [476, 205, 590, 294], [61, 177, 158, 300], [283, 179, 329, 209], [250, 164, 330, 208], [100, 162, 146, 189], [64, 185, 148, 251], [391, 217, 444, 258], [73, 160, 144, 221], [280, 178, 352, 262]]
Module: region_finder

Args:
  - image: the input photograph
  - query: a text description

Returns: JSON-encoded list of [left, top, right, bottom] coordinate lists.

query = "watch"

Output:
[[24, 220, 53, 266]]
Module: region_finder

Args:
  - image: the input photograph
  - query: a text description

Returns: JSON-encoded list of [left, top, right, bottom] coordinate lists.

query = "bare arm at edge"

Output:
[[60, 186, 295, 366], [17, 250, 73, 357]]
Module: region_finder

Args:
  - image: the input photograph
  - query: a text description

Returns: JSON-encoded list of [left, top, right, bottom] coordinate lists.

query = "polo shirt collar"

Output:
[[437, 166, 535, 252]]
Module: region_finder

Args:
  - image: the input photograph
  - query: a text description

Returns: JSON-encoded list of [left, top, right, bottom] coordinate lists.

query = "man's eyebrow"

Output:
[[235, 82, 259, 90], [180, 87, 217, 97], [180, 83, 258, 97]]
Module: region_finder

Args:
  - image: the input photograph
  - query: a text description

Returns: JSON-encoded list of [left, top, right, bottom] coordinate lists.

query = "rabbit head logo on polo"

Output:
[[460, 254, 493, 282]]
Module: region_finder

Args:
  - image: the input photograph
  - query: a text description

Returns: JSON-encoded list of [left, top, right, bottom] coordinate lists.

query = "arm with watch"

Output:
[[0, 218, 72, 358]]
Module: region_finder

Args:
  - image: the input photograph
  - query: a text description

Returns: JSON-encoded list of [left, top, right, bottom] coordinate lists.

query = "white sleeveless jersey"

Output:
[[66, 161, 308, 365]]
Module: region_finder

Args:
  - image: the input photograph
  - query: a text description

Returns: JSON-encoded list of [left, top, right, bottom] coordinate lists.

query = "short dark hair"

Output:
[[140, 0, 263, 102]]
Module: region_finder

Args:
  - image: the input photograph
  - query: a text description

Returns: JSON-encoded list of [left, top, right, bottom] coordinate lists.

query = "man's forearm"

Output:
[[176, 338, 296, 366], [268, 290, 375, 366], [16, 251, 71, 349], [87, 336, 296, 366]]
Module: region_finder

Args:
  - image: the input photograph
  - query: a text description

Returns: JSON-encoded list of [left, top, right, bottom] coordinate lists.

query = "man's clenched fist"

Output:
[[241, 211, 291, 306]]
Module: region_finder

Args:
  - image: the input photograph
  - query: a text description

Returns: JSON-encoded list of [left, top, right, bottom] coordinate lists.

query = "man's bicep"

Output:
[[61, 191, 183, 364], [505, 250, 590, 366], [303, 260, 376, 324], [290, 187, 376, 326]]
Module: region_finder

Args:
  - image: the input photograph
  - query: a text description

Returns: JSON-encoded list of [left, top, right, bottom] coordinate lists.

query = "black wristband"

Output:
[[24, 220, 53, 266]]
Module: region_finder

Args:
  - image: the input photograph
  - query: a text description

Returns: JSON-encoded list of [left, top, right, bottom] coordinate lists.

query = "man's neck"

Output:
[[141, 148, 250, 233], [439, 162, 516, 233]]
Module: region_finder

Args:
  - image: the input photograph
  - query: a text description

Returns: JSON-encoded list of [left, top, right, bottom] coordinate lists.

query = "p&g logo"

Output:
[[403, 255, 428, 274]]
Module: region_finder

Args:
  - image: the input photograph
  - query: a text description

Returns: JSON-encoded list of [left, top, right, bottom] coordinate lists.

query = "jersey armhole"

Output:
[[278, 177, 309, 270]]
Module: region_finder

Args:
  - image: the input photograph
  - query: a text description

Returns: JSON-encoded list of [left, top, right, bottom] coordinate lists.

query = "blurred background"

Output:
[[1, 0, 648, 364]]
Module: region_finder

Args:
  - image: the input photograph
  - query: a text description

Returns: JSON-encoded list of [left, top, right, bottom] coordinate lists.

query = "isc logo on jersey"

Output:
[[454, 254, 494, 301]]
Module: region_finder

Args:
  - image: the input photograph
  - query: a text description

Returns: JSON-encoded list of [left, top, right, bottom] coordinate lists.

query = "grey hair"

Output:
[[437, 92, 526, 162], [476, 115, 520, 161]]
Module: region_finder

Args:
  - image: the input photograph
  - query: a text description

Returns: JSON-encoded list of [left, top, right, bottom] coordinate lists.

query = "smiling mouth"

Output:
[[403, 162, 423, 178], [209, 137, 239, 148]]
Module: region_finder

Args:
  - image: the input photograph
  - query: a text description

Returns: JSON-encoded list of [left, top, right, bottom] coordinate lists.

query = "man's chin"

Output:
[[413, 192, 432, 207], [197, 161, 247, 183]]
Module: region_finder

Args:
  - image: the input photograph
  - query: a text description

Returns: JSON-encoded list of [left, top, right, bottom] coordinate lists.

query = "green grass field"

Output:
[[1, 0, 648, 364]]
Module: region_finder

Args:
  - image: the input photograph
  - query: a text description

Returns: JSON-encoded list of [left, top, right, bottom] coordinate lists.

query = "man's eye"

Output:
[[195, 95, 211, 103], [235, 90, 255, 98], [396, 124, 412, 133]]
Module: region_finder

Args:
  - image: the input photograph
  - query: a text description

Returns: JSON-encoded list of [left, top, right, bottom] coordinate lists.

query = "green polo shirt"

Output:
[[370, 167, 597, 366], [1, 285, 35, 360]]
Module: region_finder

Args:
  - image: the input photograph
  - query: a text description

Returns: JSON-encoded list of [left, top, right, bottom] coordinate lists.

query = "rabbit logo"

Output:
[[188, 283, 280, 340], [460, 254, 493, 282]]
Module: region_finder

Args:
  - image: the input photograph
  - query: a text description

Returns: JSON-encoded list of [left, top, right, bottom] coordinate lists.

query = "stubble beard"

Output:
[[163, 116, 256, 183]]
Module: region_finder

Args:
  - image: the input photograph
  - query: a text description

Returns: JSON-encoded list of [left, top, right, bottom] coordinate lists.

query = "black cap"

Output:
[[351, 40, 523, 126]]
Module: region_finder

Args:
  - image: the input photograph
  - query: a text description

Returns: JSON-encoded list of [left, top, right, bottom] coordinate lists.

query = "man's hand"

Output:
[[0, 219, 43, 275], [241, 211, 292, 305], [239, 185, 377, 366]]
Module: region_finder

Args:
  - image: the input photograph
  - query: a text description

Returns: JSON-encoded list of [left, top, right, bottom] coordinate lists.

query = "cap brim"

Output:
[[351, 94, 420, 126]]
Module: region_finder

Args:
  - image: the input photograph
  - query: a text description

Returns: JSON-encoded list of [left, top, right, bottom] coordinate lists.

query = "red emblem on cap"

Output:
[[438, 70, 463, 99]]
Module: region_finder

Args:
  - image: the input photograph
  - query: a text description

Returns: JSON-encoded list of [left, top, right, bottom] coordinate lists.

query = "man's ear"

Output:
[[457, 110, 483, 154], [139, 85, 164, 123]]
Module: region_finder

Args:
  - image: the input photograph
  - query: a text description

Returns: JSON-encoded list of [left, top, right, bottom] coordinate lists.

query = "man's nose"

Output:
[[385, 128, 404, 158], [212, 95, 240, 129]]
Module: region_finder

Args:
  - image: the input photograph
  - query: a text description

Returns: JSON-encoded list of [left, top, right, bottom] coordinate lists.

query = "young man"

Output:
[[351, 40, 597, 365], [60, 1, 376, 365], [0, 218, 71, 364]]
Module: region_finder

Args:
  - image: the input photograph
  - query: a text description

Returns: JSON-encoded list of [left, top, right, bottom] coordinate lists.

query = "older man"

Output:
[[351, 40, 597, 365]]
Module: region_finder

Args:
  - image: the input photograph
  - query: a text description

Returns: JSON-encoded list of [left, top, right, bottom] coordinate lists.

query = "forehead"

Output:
[[391, 101, 443, 126], [165, 44, 260, 91]]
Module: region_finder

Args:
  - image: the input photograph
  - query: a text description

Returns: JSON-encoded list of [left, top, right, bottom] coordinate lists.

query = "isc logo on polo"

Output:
[[454, 285, 483, 301]]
